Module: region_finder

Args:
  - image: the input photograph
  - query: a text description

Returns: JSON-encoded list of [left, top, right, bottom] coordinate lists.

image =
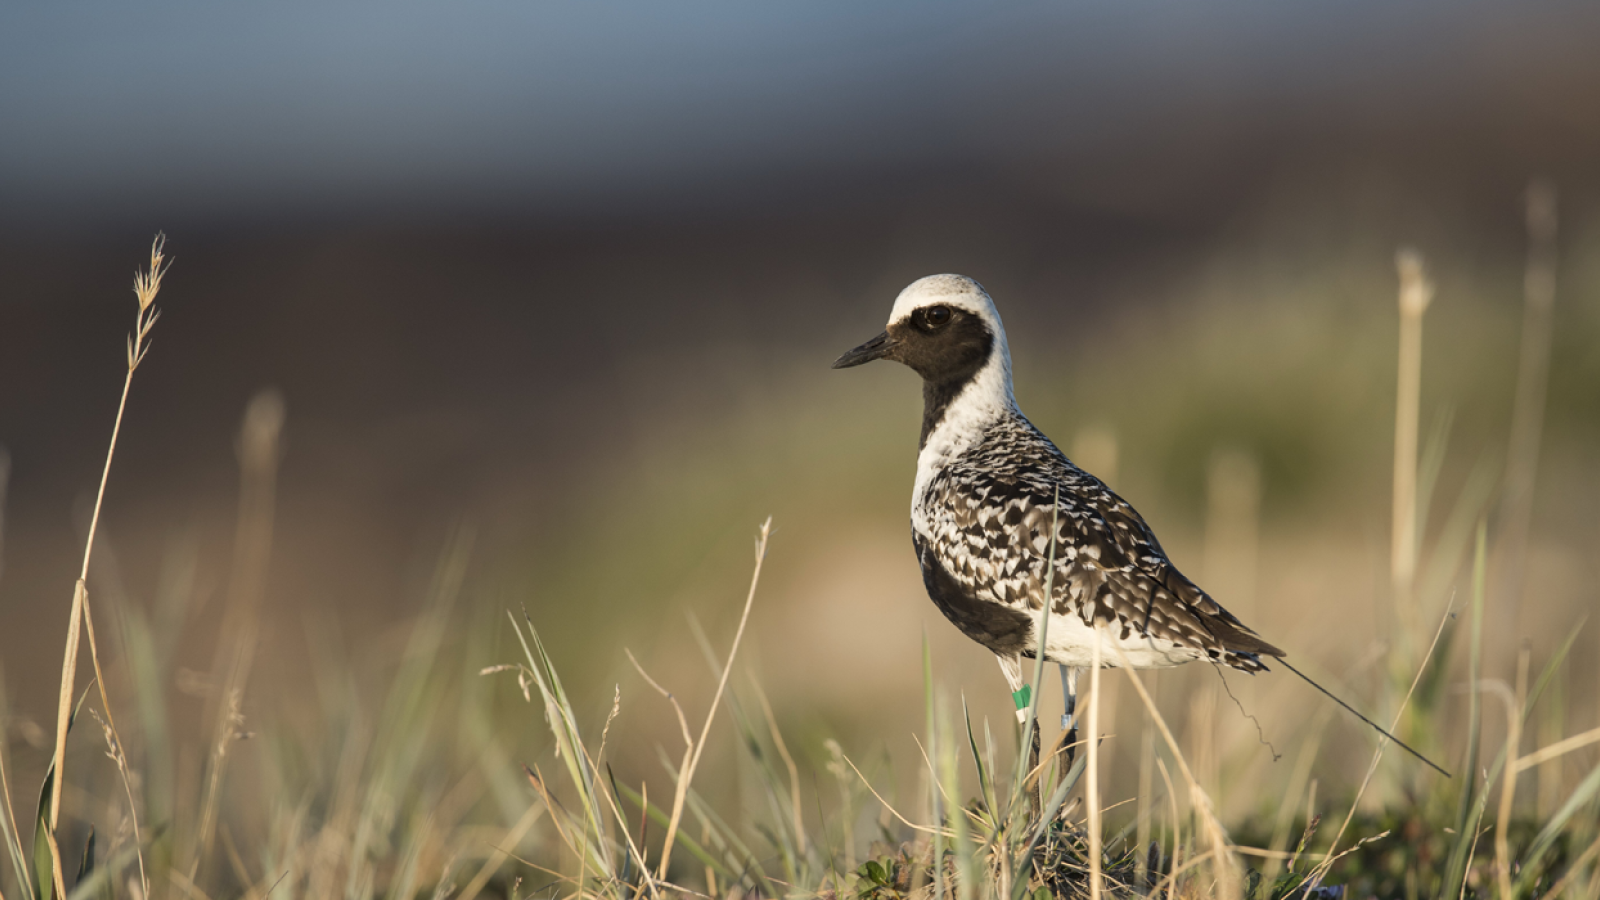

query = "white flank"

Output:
[[1034, 610, 1205, 669]]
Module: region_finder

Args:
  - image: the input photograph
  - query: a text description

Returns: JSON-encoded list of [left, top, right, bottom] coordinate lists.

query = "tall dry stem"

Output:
[[657, 518, 771, 880], [45, 234, 168, 899], [1392, 248, 1433, 640], [190, 389, 285, 878], [1086, 640, 1102, 900], [1134, 670, 1157, 891], [1113, 646, 1238, 899], [1497, 180, 1558, 628], [1496, 646, 1531, 900]]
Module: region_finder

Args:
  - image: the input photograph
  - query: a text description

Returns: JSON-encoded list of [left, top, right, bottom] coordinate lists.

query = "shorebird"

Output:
[[832, 274, 1448, 785]]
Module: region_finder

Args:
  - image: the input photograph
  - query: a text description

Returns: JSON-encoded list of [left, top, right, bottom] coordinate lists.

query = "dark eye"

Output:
[[920, 305, 952, 328]]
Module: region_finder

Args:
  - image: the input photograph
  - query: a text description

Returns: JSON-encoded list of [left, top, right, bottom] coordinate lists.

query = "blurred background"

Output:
[[2, 1, 1599, 892]]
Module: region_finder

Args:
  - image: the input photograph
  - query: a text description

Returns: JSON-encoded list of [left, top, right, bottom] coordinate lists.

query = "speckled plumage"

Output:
[[912, 409, 1279, 672], [837, 273, 1283, 678]]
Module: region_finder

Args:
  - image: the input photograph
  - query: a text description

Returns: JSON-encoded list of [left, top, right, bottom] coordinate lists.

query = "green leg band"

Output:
[[1012, 685, 1032, 711]]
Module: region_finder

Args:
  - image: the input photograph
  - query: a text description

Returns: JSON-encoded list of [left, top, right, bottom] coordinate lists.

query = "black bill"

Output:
[[831, 330, 895, 369]]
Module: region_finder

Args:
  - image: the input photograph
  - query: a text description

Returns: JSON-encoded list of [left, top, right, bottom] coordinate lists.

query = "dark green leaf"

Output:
[[74, 827, 94, 887], [863, 859, 887, 884], [33, 765, 54, 900], [29, 685, 95, 900]]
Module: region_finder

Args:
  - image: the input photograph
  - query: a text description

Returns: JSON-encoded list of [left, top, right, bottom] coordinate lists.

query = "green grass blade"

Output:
[[648, 746, 763, 880], [1417, 452, 1500, 621], [723, 684, 808, 876], [614, 781, 733, 881], [509, 611, 613, 877], [64, 835, 139, 900], [1438, 522, 1488, 900], [31, 686, 92, 900], [937, 701, 976, 900], [1413, 406, 1455, 549], [0, 666, 36, 900], [1010, 488, 1061, 817], [1414, 449, 1497, 723], [1008, 753, 1088, 900], [962, 697, 994, 821], [925, 632, 946, 900], [1522, 618, 1585, 722], [33, 766, 55, 900], [1514, 761, 1600, 896], [117, 605, 173, 828], [684, 787, 776, 896], [72, 828, 92, 888]]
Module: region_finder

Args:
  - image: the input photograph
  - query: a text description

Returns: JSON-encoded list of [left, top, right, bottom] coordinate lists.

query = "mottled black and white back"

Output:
[[833, 274, 1282, 689]]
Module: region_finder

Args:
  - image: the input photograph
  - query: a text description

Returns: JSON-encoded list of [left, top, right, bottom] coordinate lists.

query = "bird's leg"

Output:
[[1058, 665, 1081, 774], [996, 655, 1042, 818], [996, 655, 1030, 725]]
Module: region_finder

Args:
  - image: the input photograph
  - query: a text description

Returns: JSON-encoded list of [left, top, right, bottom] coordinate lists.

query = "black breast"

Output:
[[912, 531, 1033, 655]]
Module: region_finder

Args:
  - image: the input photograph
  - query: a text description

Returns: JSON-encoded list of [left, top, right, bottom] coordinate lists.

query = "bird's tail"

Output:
[[1277, 658, 1451, 778]]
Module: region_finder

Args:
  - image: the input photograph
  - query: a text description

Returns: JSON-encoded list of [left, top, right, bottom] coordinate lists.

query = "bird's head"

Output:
[[831, 274, 1010, 390]]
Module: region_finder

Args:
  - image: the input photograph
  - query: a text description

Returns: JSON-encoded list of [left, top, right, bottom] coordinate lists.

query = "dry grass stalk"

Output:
[[1391, 248, 1433, 635], [191, 389, 284, 879], [1512, 724, 1600, 773], [1497, 180, 1558, 625], [1495, 645, 1531, 900], [79, 582, 149, 895], [841, 753, 950, 840], [457, 803, 545, 900], [1154, 757, 1180, 900], [1133, 670, 1156, 891], [88, 707, 149, 893], [45, 234, 168, 899], [1086, 639, 1103, 900], [566, 688, 665, 899], [1306, 603, 1453, 892], [1260, 705, 1334, 888], [0, 675, 33, 900], [0, 459, 12, 896], [752, 681, 806, 856], [1112, 646, 1237, 900], [657, 517, 772, 880], [1542, 831, 1600, 900]]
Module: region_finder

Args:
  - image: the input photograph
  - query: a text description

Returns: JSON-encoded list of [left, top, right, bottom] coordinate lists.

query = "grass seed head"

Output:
[[132, 233, 170, 311]]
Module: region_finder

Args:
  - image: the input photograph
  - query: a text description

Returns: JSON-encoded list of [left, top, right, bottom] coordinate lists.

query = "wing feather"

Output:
[[916, 416, 1282, 670]]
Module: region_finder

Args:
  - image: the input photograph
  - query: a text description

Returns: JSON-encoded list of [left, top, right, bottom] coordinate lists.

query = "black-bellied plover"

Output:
[[833, 275, 1459, 791]]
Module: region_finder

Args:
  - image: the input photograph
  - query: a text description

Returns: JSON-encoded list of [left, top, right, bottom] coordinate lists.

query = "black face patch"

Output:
[[881, 307, 994, 448], [888, 307, 991, 381]]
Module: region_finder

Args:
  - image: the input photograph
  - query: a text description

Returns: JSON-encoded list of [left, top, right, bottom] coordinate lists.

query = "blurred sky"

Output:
[[4, 1, 1598, 229]]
